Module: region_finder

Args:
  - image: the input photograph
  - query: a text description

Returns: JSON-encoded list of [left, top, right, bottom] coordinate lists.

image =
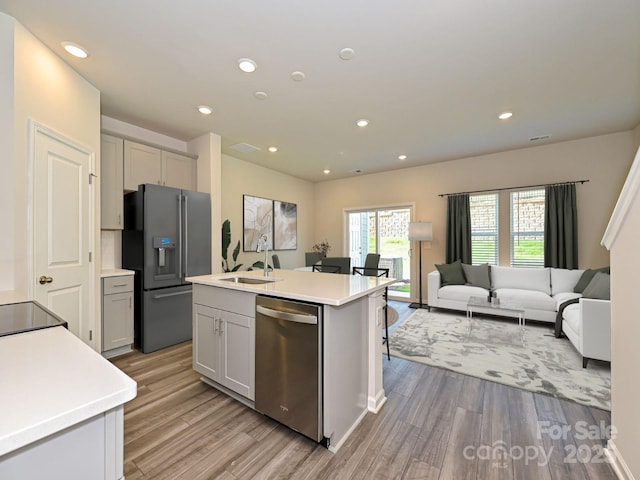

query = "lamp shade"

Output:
[[408, 221, 433, 241]]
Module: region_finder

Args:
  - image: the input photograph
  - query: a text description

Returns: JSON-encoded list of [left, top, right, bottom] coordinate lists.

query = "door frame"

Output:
[[27, 120, 97, 348], [343, 202, 415, 301]]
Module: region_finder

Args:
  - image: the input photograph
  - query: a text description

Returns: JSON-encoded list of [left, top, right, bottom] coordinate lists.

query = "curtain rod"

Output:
[[438, 179, 589, 198]]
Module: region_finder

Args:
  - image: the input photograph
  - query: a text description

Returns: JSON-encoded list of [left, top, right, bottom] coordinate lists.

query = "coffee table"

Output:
[[466, 296, 526, 346]]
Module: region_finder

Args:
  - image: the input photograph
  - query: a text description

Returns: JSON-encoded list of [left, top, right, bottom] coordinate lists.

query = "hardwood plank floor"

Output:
[[112, 303, 616, 480]]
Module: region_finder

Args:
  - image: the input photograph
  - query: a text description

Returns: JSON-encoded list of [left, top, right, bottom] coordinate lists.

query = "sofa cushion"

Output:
[[563, 303, 582, 335], [553, 292, 582, 309], [439, 285, 490, 302], [435, 260, 466, 286], [494, 288, 556, 311], [582, 272, 611, 300], [550, 268, 585, 295], [574, 266, 610, 293], [491, 266, 551, 295], [462, 263, 491, 290]]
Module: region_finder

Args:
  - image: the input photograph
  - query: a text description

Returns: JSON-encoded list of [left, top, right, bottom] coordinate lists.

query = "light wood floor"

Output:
[[112, 302, 616, 480]]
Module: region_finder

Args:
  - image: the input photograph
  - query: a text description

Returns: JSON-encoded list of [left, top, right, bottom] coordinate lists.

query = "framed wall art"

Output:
[[273, 200, 297, 250], [243, 195, 273, 251]]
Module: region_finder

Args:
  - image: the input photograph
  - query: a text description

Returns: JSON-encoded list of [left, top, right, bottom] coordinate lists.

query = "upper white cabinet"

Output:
[[123, 140, 162, 191], [101, 134, 124, 229], [124, 140, 196, 191], [162, 150, 197, 190]]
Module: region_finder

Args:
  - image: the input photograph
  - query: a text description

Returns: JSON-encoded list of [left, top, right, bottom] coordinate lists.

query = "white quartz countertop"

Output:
[[101, 268, 135, 278], [0, 327, 137, 457], [187, 269, 397, 306]]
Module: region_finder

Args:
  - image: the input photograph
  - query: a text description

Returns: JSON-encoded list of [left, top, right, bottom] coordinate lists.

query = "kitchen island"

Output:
[[186, 269, 396, 452]]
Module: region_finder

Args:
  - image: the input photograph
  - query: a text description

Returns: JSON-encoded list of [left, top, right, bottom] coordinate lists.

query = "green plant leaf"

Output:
[[232, 240, 241, 262], [222, 219, 231, 261]]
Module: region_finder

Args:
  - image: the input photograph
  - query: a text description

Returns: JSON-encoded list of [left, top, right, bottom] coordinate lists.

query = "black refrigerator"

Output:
[[122, 184, 211, 353]]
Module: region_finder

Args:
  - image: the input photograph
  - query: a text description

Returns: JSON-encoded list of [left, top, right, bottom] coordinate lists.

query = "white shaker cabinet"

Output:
[[100, 134, 124, 229], [124, 140, 196, 191], [162, 150, 197, 190], [102, 275, 134, 356], [193, 285, 255, 401], [123, 140, 162, 191]]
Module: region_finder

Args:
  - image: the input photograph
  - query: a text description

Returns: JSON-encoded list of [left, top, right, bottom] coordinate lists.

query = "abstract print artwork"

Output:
[[274, 200, 297, 250], [243, 195, 273, 251]]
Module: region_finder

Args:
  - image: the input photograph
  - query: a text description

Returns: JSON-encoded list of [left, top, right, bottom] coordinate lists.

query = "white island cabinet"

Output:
[[192, 285, 256, 401], [0, 327, 136, 480], [186, 269, 395, 452]]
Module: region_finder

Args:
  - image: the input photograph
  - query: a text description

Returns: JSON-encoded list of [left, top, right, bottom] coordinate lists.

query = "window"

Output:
[[470, 193, 498, 265], [510, 189, 545, 267]]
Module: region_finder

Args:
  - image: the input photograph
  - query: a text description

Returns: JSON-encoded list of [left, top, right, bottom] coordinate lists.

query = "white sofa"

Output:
[[562, 298, 611, 367], [427, 265, 585, 323]]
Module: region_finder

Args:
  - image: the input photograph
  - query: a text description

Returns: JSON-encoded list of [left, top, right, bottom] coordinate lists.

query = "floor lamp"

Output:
[[408, 221, 433, 309]]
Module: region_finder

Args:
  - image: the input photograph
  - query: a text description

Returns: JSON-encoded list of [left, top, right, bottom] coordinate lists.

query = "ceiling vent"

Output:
[[230, 142, 261, 153], [529, 134, 552, 142]]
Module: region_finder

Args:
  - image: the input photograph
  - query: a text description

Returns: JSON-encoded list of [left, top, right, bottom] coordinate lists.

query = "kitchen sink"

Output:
[[220, 276, 276, 284]]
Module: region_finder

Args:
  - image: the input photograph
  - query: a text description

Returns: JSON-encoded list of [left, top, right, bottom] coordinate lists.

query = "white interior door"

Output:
[[34, 126, 92, 344]]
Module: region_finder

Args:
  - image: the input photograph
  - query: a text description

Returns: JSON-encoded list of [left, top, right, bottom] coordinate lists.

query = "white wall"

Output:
[[10, 17, 101, 298], [221, 154, 315, 271], [188, 133, 222, 273], [0, 14, 15, 291], [315, 132, 634, 303], [606, 126, 640, 479]]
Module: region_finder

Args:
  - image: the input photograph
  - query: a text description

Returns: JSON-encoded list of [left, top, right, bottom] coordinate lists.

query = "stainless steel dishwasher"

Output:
[[255, 295, 324, 444]]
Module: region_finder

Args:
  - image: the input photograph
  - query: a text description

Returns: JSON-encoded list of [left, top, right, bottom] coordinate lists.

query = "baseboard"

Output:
[[606, 440, 637, 480], [101, 344, 132, 359], [328, 407, 369, 454], [367, 390, 387, 413]]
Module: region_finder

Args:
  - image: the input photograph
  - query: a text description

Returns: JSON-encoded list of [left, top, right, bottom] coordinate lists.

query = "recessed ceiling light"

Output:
[[339, 48, 356, 60], [291, 71, 306, 82], [498, 111, 513, 120], [323, 169, 331, 175], [398, 155, 407, 160], [197, 105, 213, 115], [238, 58, 257, 73], [254, 91, 268, 100], [61, 41, 88, 59], [268, 146, 278, 153], [356, 119, 369, 127]]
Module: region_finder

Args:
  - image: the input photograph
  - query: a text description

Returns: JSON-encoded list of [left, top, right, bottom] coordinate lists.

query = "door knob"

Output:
[[39, 275, 53, 285]]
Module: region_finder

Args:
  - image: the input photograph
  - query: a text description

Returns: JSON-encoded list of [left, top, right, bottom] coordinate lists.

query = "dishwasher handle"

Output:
[[256, 304, 318, 325]]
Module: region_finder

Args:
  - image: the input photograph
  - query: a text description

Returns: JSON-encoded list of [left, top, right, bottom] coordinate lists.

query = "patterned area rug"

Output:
[[389, 309, 611, 410]]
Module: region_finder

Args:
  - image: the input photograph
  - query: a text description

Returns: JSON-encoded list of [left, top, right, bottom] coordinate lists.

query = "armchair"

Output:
[[562, 298, 611, 368]]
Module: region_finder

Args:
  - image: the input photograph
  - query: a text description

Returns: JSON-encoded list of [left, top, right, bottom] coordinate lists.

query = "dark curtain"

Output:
[[446, 194, 472, 264], [544, 183, 578, 268]]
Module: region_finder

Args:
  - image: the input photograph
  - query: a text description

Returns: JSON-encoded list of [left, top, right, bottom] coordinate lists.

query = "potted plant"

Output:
[[312, 240, 331, 259]]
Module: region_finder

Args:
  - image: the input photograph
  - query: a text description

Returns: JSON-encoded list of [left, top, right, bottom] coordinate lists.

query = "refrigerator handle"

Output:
[[183, 194, 188, 278], [178, 194, 183, 281]]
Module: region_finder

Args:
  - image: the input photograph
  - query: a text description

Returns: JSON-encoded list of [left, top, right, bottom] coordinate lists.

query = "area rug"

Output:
[[388, 309, 611, 410]]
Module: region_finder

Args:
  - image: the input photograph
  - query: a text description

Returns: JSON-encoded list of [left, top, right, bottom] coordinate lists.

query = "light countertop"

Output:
[[187, 269, 396, 306], [0, 327, 137, 457], [101, 268, 135, 278]]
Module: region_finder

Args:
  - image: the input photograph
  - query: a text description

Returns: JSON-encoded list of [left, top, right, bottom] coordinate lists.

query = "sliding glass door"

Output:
[[347, 206, 412, 300]]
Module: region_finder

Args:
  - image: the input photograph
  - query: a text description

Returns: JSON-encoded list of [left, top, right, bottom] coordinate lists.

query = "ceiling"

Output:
[[1, 1, 639, 182]]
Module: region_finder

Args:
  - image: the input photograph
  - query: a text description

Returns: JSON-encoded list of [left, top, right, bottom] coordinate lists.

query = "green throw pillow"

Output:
[[574, 266, 610, 293], [582, 272, 610, 300], [462, 263, 491, 290], [435, 260, 466, 286]]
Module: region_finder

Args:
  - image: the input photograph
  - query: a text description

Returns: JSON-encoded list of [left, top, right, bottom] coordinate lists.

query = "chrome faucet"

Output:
[[256, 234, 269, 277]]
